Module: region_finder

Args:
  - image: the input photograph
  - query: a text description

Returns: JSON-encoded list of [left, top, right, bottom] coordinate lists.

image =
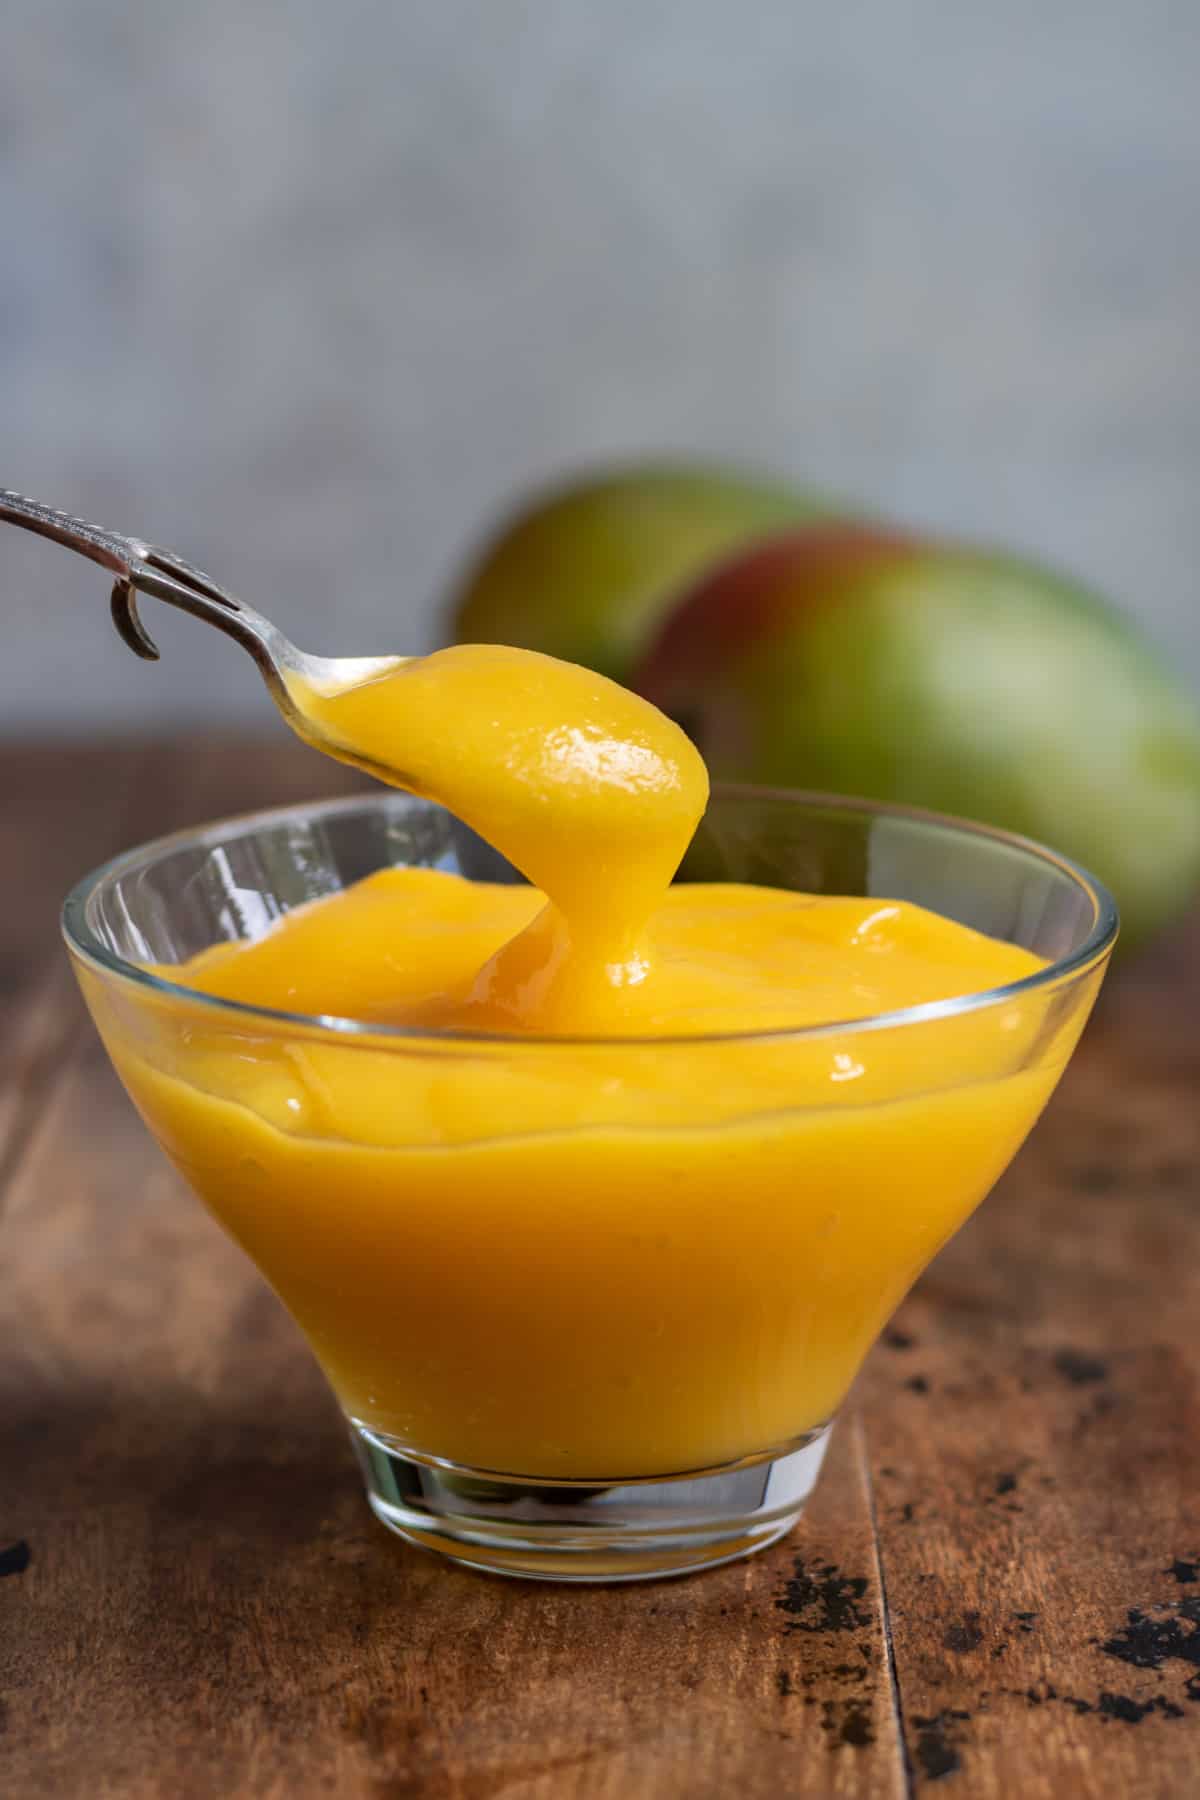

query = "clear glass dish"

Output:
[[63, 787, 1116, 1581]]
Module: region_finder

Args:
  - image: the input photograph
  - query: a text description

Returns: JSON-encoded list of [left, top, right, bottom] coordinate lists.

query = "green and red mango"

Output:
[[636, 522, 1200, 948]]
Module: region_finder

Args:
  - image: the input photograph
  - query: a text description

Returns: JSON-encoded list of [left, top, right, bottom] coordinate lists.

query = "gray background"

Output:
[[2, 0, 1197, 731]]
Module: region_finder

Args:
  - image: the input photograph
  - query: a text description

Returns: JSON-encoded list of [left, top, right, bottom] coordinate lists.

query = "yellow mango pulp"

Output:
[[285, 645, 708, 1032], [84, 643, 1093, 1477]]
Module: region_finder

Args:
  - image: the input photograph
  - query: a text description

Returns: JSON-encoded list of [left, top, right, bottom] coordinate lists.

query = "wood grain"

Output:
[[1, 740, 1198, 1797], [0, 740, 147, 1188], [858, 925, 1200, 1795]]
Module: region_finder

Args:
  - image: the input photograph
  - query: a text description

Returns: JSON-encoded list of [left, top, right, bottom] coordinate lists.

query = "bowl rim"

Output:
[[61, 784, 1119, 1049]]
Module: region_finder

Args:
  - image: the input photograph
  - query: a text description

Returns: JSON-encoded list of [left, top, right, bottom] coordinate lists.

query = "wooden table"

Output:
[[2, 738, 1199, 1799]]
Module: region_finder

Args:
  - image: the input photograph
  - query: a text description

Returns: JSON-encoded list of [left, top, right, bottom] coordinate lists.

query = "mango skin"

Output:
[[447, 462, 828, 683], [635, 525, 1200, 950]]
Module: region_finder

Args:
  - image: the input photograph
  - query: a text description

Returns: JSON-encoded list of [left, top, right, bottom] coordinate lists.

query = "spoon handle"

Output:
[[0, 486, 289, 685], [0, 487, 141, 575]]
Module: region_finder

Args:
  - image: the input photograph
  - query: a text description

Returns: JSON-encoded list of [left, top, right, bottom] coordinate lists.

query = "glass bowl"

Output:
[[63, 787, 1116, 1581]]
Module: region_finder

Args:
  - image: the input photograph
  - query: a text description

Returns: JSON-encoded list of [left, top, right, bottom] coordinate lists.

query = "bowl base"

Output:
[[350, 1421, 832, 1583]]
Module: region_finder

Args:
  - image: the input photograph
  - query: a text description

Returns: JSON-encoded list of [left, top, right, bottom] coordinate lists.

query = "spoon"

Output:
[[0, 488, 407, 777]]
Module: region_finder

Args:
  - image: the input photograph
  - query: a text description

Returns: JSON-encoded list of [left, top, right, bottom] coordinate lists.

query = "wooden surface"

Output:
[[2, 739, 1199, 1799]]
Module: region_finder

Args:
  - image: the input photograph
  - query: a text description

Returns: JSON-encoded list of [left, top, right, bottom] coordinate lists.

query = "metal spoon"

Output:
[[0, 488, 406, 774]]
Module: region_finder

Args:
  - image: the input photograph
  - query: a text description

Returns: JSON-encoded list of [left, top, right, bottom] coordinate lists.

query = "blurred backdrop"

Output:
[[2, 0, 1197, 730]]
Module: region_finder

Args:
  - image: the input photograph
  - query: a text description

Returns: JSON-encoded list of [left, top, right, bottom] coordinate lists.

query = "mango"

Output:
[[634, 524, 1200, 948], [448, 462, 827, 682]]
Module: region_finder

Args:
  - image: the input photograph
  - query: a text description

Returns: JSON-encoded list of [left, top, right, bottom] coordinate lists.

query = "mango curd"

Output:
[[88, 644, 1086, 1478]]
